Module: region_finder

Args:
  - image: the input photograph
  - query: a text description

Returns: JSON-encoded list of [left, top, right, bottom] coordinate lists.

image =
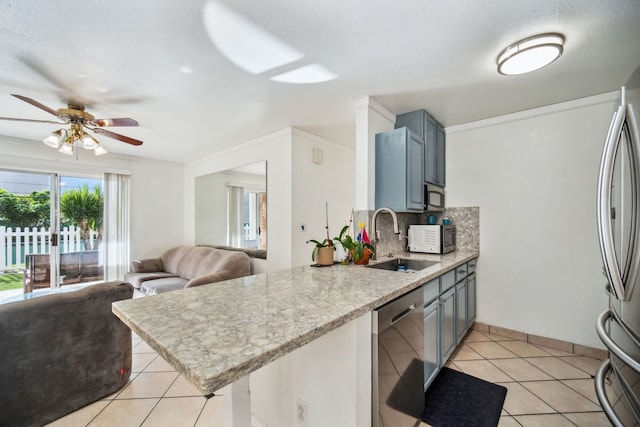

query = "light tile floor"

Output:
[[430, 329, 610, 427], [47, 329, 610, 427]]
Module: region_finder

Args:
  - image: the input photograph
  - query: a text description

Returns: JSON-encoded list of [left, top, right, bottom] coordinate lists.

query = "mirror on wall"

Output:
[[195, 161, 267, 255]]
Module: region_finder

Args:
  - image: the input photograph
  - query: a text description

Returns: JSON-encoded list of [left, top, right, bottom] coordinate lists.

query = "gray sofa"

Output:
[[125, 245, 251, 295], [0, 281, 134, 427]]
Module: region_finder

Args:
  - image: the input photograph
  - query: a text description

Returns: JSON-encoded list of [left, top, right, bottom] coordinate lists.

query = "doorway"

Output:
[[0, 169, 105, 294]]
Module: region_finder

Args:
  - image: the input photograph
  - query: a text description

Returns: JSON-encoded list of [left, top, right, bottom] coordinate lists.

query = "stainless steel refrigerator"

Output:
[[595, 64, 640, 426]]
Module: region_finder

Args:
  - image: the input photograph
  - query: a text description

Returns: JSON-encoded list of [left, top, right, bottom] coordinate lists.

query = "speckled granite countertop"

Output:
[[112, 250, 478, 394]]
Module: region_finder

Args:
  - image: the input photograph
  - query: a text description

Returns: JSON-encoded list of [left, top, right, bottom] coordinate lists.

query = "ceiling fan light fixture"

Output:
[[94, 145, 108, 156], [82, 133, 98, 150], [58, 141, 74, 156], [497, 33, 564, 76], [43, 129, 65, 148]]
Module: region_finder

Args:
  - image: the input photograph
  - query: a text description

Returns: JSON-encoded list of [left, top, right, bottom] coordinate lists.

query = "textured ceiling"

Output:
[[0, 0, 639, 162]]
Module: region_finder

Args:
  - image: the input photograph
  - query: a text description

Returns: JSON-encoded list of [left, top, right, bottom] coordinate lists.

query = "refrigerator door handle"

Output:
[[595, 359, 627, 427], [596, 309, 640, 374], [597, 105, 637, 301], [626, 103, 640, 300]]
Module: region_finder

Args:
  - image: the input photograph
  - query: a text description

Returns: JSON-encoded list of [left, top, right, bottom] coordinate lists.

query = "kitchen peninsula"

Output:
[[112, 250, 478, 426]]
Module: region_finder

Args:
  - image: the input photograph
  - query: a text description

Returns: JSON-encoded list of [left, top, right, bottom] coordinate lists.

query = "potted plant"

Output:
[[333, 225, 375, 265], [306, 238, 335, 266]]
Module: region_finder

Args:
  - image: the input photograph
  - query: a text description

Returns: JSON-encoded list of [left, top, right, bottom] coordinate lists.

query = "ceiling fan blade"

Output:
[[19, 56, 71, 94], [0, 116, 64, 124], [11, 94, 62, 118], [88, 117, 139, 127], [91, 127, 143, 146]]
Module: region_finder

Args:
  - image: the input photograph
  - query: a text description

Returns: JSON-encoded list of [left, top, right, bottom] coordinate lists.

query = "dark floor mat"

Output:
[[421, 367, 507, 427]]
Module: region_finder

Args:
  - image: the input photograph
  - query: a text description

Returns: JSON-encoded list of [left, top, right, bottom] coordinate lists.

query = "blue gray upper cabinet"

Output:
[[396, 110, 446, 187], [375, 127, 424, 212]]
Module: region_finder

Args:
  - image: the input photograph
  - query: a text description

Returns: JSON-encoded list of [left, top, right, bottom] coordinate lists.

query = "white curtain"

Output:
[[103, 173, 130, 281], [228, 185, 244, 248]]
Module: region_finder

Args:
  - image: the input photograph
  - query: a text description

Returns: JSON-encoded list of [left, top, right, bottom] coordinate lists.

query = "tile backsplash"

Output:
[[424, 207, 479, 251], [353, 207, 479, 257]]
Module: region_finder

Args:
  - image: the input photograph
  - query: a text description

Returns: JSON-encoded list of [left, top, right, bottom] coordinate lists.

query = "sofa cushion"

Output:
[[141, 276, 189, 295], [130, 257, 164, 273], [126, 271, 180, 289], [160, 246, 250, 280]]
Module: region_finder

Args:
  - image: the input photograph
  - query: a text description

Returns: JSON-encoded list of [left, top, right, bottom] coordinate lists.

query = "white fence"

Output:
[[0, 226, 99, 271]]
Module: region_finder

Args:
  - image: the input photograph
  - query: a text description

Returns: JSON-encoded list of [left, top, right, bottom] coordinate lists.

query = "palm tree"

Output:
[[60, 184, 103, 250]]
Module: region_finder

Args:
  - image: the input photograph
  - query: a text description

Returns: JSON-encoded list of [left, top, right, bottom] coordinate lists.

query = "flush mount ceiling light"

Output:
[[497, 33, 564, 76]]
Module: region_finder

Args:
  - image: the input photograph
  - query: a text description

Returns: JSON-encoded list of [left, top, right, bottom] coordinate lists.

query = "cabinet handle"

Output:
[[469, 263, 476, 268], [458, 269, 466, 274]]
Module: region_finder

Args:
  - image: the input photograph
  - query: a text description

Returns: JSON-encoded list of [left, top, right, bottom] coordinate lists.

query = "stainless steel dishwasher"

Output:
[[372, 287, 424, 427]]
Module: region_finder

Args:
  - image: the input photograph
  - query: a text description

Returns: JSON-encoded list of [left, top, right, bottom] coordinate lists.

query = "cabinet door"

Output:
[[467, 273, 476, 328], [396, 110, 426, 140], [424, 114, 438, 185], [424, 298, 440, 390], [375, 128, 424, 212], [407, 131, 425, 210], [440, 287, 456, 361], [436, 124, 446, 187], [455, 279, 468, 343]]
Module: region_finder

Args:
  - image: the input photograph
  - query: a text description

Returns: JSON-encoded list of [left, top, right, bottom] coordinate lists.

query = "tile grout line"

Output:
[[478, 330, 585, 421]]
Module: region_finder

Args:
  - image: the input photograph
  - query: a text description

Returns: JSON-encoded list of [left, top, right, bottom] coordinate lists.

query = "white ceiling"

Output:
[[0, 0, 639, 163]]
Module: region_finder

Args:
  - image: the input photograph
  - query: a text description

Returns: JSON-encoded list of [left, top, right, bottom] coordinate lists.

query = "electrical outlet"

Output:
[[296, 399, 308, 427]]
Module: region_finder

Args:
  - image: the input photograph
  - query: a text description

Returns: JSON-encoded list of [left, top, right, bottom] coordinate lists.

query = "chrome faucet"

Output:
[[371, 207, 401, 259]]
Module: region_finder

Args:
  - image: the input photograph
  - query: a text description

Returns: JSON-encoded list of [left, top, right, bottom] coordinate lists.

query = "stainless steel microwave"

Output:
[[425, 185, 445, 212], [408, 224, 456, 254]]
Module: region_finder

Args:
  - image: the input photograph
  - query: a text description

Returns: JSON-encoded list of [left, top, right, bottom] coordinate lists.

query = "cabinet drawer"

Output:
[[456, 263, 469, 281], [423, 278, 440, 305], [440, 269, 455, 292], [468, 258, 477, 274]]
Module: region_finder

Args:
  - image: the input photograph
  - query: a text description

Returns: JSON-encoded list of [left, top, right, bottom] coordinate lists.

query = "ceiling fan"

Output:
[[0, 94, 143, 156]]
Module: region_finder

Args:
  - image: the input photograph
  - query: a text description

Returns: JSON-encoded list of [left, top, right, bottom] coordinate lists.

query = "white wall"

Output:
[[129, 158, 185, 259], [194, 171, 228, 246], [446, 93, 617, 348], [252, 313, 372, 427], [291, 128, 355, 267]]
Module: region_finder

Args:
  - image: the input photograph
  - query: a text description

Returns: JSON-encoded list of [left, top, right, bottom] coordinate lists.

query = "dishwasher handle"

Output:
[[373, 288, 423, 333], [391, 303, 417, 325]]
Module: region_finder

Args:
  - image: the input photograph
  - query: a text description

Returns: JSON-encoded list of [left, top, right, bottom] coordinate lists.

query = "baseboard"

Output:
[[471, 322, 608, 360]]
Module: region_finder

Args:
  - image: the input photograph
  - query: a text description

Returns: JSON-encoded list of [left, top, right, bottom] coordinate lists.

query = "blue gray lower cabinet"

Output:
[[423, 258, 477, 390], [423, 279, 441, 389]]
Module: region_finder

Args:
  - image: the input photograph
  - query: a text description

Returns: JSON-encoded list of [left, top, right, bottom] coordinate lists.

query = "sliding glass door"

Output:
[[58, 175, 104, 287], [0, 169, 105, 293]]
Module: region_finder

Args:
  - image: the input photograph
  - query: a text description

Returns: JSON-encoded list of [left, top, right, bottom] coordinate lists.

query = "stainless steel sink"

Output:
[[366, 258, 437, 272]]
